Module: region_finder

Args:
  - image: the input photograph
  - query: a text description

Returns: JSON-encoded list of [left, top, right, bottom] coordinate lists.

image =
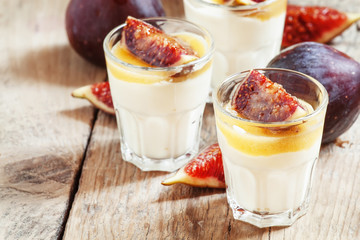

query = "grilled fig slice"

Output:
[[268, 42, 360, 143], [162, 143, 225, 188], [231, 70, 307, 122], [283, 5, 360, 48], [72, 82, 115, 115], [122, 16, 199, 67]]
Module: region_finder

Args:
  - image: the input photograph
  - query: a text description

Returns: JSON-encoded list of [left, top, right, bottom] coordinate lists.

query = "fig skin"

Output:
[[268, 42, 360, 144], [65, 0, 165, 67]]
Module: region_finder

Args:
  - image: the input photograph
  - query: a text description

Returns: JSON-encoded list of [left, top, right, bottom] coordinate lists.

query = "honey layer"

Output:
[[106, 32, 210, 84], [215, 107, 325, 156]]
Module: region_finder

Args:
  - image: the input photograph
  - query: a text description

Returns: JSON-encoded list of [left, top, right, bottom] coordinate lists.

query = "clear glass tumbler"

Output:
[[213, 68, 328, 227], [104, 18, 214, 172], [183, 0, 287, 91]]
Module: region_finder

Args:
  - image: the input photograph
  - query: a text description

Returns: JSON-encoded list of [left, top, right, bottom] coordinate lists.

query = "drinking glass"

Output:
[[183, 0, 287, 91], [104, 18, 214, 172], [213, 68, 328, 227]]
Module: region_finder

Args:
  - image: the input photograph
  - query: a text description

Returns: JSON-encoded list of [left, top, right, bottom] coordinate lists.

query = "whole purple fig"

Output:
[[65, 0, 165, 67], [268, 42, 360, 144]]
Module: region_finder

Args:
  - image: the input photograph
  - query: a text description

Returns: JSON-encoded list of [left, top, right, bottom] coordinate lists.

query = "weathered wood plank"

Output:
[[64, 0, 360, 238], [1, 0, 355, 239], [63, 107, 270, 239], [0, 0, 106, 239]]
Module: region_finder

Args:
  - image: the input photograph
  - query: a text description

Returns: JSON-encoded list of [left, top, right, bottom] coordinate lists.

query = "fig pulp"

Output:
[[162, 143, 225, 188], [72, 82, 115, 115], [122, 17, 198, 67], [282, 5, 360, 48], [268, 42, 360, 143], [65, 0, 165, 66], [231, 70, 306, 122]]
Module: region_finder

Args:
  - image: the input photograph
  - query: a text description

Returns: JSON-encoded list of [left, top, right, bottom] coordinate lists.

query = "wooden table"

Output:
[[1, 0, 359, 239]]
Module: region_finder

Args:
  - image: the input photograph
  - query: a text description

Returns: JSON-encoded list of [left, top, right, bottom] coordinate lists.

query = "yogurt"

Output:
[[183, 0, 286, 89], [104, 18, 214, 171], [216, 111, 323, 213]]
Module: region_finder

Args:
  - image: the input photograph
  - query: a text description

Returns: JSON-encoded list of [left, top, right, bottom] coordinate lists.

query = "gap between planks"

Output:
[[57, 108, 100, 240]]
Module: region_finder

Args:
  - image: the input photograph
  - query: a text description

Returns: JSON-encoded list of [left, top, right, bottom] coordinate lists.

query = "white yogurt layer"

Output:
[[108, 66, 212, 159], [217, 129, 322, 213], [184, 0, 286, 88]]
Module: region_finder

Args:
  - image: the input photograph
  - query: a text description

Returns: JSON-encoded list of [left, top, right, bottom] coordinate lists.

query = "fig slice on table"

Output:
[[231, 70, 307, 122], [122, 16, 199, 67], [162, 143, 225, 188], [282, 5, 360, 48], [71, 82, 115, 115]]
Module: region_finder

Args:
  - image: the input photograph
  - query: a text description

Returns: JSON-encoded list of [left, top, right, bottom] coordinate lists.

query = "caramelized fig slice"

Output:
[[72, 82, 115, 115], [122, 16, 199, 67], [283, 5, 360, 48], [231, 70, 306, 122], [162, 143, 225, 188]]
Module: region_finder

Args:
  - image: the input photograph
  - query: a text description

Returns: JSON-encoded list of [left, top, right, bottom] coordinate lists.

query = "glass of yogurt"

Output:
[[213, 68, 328, 227], [103, 18, 214, 172], [183, 0, 287, 92]]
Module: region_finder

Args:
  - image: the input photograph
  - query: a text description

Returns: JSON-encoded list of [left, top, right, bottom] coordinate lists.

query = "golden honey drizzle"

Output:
[[106, 32, 210, 84], [215, 103, 325, 156]]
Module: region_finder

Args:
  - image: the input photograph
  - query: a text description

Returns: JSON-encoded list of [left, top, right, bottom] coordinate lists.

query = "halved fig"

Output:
[[162, 143, 225, 188], [71, 82, 115, 115], [231, 70, 306, 122], [283, 5, 360, 48], [122, 16, 199, 67]]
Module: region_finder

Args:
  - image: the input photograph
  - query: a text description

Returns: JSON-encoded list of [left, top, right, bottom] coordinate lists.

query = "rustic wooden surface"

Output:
[[0, 0, 359, 239]]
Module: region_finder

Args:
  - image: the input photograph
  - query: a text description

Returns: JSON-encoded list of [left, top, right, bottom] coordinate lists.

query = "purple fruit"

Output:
[[65, 0, 165, 67], [267, 42, 360, 143]]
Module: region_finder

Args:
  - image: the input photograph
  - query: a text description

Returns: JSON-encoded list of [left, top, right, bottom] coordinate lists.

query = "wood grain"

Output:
[[1, 0, 359, 239], [63, 108, 270, 240], [63, 0, 360, 239], [0, 0, 106, 239]]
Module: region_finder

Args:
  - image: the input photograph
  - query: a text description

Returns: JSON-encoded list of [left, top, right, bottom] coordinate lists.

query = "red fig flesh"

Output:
[[231, 70, 306, 122], [282, 5, 360, 48], [162, 143, 225, 188], [122, 17, 198, 67], [72, 82, 115, 115]]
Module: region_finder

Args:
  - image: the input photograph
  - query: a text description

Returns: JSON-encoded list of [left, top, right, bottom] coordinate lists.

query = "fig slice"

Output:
[[231, 70, 306, 122], [71, 82, 115, 115], [162, 143, 225, 188], [122, 16, 199, 67], [283, 5, 360, 48]]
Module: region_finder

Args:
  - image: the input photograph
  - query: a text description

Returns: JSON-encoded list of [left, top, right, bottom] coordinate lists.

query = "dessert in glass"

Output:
[[103, 17, 214, 172], [183, 0, 287, 90], [213, 69, 328, 227]]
